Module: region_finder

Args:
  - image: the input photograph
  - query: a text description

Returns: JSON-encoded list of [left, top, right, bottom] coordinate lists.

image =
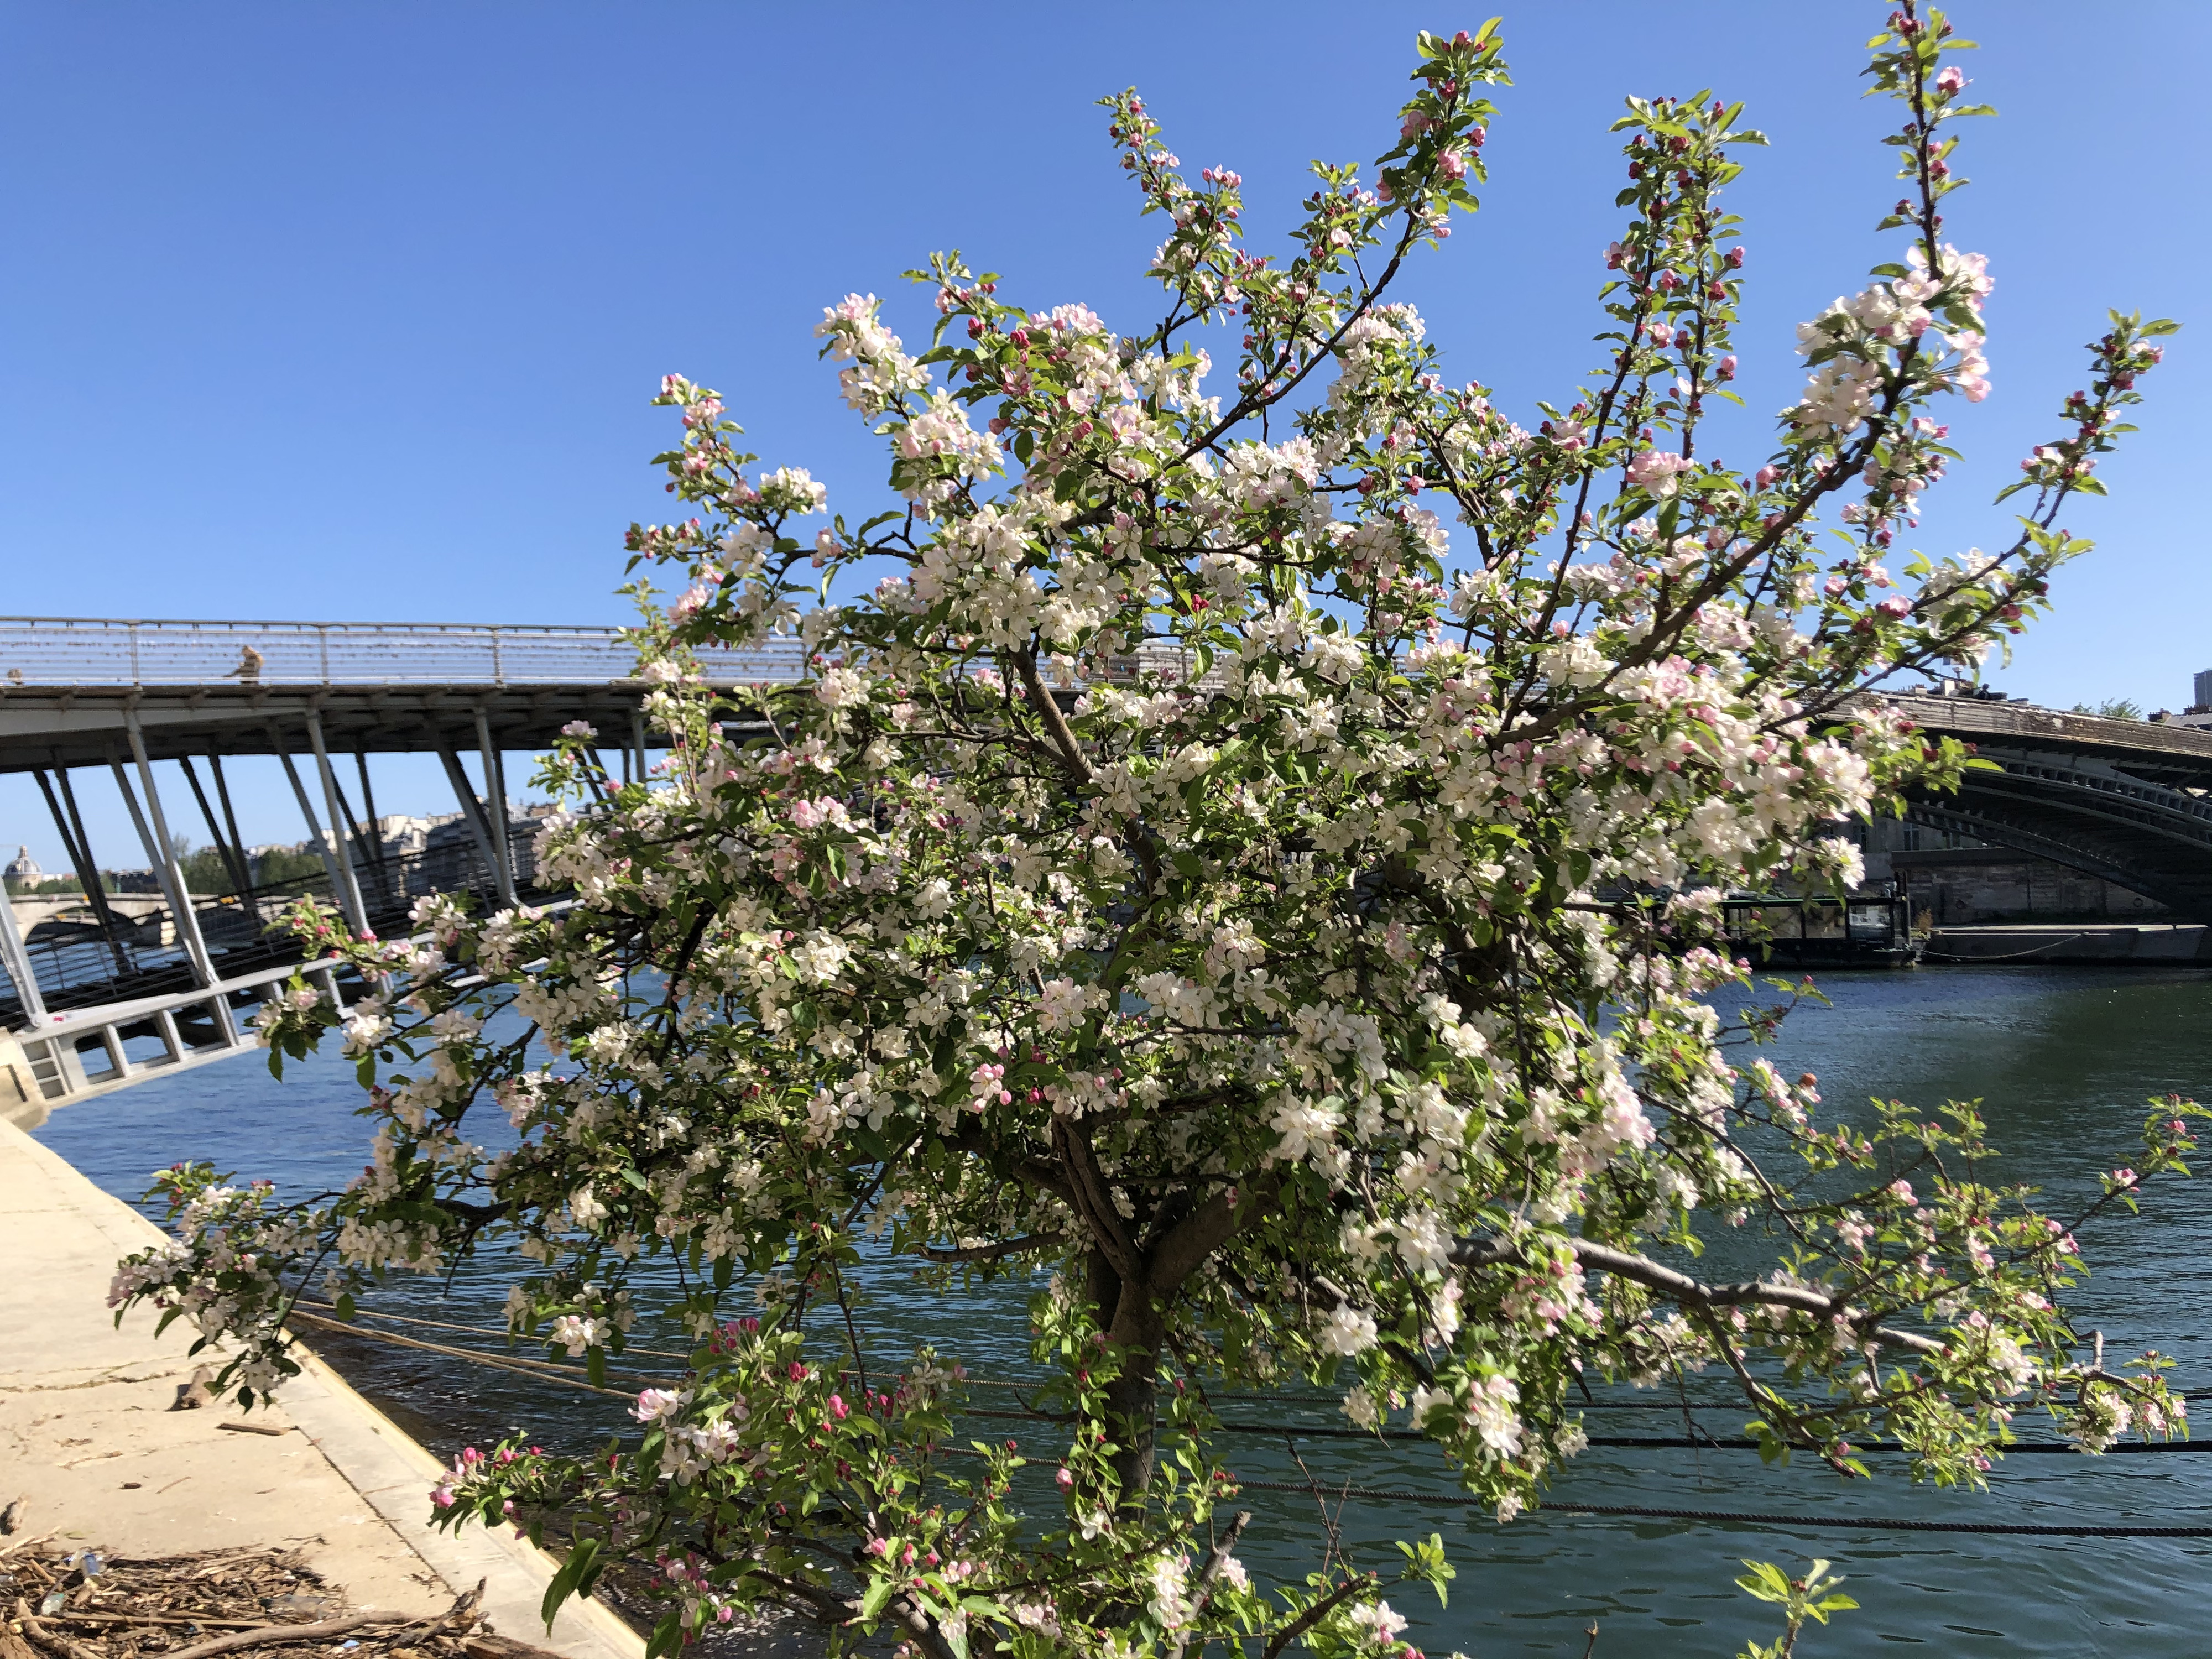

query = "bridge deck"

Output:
[[1889, 692, 2212, 781], [0, 617, 802, 772], [9, 622, 2212, 1066]]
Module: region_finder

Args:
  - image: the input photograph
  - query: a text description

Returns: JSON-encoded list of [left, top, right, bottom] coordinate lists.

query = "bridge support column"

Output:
[[271, 729, 352, 922], [436, 744, 508, 907], [119, 711, 216, 989], [0, 880, 49, 1027], [305, 708, 372, 935], [32, 767, 132, 978], [353, 744, 395, 906], [206, 753, 251, 884], [473, 707, 517, 910], [177, 755, 253, 898]]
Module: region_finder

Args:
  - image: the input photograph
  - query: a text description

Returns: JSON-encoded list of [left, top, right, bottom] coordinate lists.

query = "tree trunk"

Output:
[[1081, 1247, 1165, 1502], [1105, 1278, 1164, 1504]]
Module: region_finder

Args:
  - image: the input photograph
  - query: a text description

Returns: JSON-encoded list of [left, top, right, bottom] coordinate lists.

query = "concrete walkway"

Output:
[[0, 1118, 642, 1659]]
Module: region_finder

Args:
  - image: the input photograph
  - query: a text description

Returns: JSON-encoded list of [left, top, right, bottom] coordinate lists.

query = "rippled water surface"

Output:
[[38, 966, 2212, 1656]]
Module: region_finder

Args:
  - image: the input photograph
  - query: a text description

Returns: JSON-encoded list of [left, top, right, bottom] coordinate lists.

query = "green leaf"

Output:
[[644, 1610, 685, 1659], [542, 1536, 601, 1631], [1734, 1559, 1793, 1604], [859, 1573, 896, 1620]]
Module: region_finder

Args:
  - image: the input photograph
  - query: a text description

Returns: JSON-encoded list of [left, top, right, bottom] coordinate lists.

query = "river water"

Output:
[[36, 965, 2212, 1656]]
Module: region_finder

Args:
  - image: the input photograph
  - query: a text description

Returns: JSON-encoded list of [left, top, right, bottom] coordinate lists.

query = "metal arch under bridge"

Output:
[[0, 617, 800, 1117], [1886, 693, 2212, 922]]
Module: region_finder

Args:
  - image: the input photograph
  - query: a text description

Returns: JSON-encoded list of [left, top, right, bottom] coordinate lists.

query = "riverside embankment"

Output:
[[0, 1117, 642, 1659]]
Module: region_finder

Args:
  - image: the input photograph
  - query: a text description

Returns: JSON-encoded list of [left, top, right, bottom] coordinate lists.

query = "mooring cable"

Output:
[[286, 1307, 639, 1398], [293, 1301, 2212, 1456], [1220, 1477, 2212, 1537], [285, 1309, 2212, 1545]]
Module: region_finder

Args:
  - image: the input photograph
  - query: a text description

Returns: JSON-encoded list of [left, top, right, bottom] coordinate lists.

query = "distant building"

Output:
[[4, 846, 40, 883], [2180, 669, 2212, 727], [372, 812, 468, 856]]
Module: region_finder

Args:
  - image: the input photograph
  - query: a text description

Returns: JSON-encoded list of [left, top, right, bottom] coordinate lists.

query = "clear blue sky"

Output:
[[2, 2, 2205, 871]]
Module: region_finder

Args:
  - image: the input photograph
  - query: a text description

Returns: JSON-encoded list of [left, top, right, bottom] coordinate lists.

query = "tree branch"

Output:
[[1451, 1234, 1941, 1356], [916, 1232, 1067, 1264], [1054, 1119, 1145, 1284], [1258, 1574, 1376, 1659], [1014, 649, 1093, 785], [1167, 1509, 1253, 1659], [1146, 1175, 1275, 1298]]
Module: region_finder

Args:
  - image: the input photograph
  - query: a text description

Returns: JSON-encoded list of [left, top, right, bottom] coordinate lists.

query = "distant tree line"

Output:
[[174, 840, 331, 896], [5, 841, 332, 898]]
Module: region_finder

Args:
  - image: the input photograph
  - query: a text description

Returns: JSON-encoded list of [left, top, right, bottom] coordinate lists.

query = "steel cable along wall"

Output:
[[285, 1302, 2212, 1540]]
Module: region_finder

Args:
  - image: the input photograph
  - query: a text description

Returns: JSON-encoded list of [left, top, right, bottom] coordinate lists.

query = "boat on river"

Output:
[[1720, 891, 1922, 968]]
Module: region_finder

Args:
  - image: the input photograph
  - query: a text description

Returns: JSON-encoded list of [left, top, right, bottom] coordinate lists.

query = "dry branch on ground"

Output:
[[0, 1546, 561, 1659]]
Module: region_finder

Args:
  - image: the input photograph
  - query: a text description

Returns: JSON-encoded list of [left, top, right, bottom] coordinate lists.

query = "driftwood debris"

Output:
[[0, 1547, 565, 1659]]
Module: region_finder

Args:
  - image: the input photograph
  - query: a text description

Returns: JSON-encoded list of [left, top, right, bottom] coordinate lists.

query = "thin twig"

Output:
[[1166, 1510, 1253, 1659]]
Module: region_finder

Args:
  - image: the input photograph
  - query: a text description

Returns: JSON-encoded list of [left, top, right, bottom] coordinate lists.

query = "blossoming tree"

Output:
[[117, 6, 2190, 1655]]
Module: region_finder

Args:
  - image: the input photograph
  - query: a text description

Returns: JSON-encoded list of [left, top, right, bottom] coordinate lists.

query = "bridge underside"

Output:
[[1895, 700, 2212, 922], [0, 682, 664, 1030], [0, 681, 677, 774]]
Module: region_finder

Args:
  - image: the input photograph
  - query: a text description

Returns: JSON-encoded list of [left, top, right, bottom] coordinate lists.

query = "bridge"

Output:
[[4, 621, 2208, 1114], [1890, 691, 2212, 921], [0, 616, 796, 1117]]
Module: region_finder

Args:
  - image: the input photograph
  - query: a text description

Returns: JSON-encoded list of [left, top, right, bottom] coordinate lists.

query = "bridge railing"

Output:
[[0, 617, 806, 687], [1, 822, 554, 1021]]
